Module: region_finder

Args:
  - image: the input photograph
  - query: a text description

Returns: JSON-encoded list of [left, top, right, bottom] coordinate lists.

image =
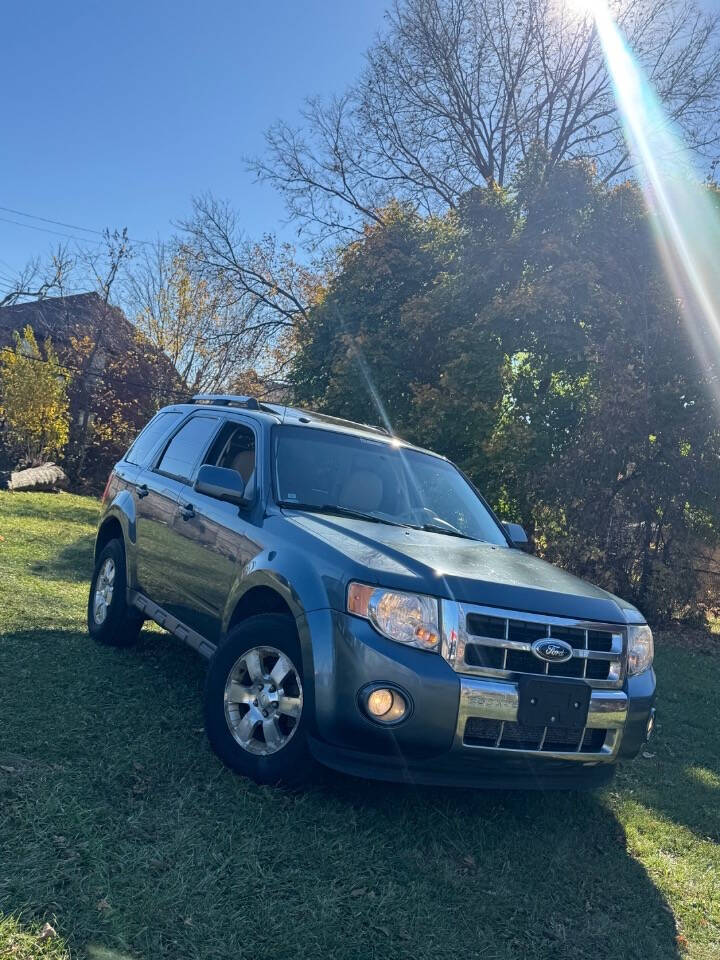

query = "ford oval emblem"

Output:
[[532, 637, 574, 664]]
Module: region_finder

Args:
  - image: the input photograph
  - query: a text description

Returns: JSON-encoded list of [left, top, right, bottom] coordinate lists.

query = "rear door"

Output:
[[134, 413, 222, 612], [167, 416, 263, 643]]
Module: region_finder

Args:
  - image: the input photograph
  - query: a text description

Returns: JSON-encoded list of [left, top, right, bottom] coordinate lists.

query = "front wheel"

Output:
[[203, 614, 312, 785], [88, 540, 143, 647]]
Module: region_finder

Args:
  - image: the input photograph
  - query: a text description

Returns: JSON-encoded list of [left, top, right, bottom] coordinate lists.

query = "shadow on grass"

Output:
[[0, 628, 682, 960], [28, 534, 96, 583]]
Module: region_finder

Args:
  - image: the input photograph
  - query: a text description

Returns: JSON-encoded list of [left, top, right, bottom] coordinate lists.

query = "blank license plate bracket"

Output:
[[517, 676, 591, 729]]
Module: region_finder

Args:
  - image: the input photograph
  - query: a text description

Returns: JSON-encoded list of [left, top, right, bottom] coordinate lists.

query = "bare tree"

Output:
[[82, 228, 133, 307], [0, 245, 75, 308], [251, 0, 720, 243], [126, 239, 258, 391], [69, 230, 135, 475], [178, 194, 319, 382]]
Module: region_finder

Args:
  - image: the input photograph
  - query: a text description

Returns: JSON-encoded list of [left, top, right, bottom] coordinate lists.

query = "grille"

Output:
[[463, 717, 607, 753], [460, 610, 624, 687]]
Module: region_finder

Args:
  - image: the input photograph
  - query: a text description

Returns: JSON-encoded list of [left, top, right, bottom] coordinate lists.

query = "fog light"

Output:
[[367, 688, 394, 716], [365, 687, 408, 724]]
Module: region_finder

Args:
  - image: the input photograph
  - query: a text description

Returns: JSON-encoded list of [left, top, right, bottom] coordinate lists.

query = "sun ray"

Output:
[[587, 0, 720, 409]]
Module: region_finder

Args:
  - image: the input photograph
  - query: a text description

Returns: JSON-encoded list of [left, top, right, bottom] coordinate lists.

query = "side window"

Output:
[[126, 411, 183, 466], [156, 416, 220, 482], [204, 421, 256, 497]]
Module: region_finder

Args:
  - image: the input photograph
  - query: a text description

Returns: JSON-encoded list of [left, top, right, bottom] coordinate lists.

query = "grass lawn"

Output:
[[0, 491, 718, 960]]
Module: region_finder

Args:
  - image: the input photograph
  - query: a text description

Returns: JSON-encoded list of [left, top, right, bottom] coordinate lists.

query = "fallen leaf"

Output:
[[38, 923, 57, 941], [96, 898, 110, 912], [0, 765, 15, 774], [350, 887, 366, 897], [462, 854, 477, 869], [642, 751, 655, 759], [676, 933, 689, 952]]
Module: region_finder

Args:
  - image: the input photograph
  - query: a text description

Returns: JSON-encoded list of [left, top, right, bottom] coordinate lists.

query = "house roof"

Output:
[[0, 291, 181, 393], [0, 291, 135, 350]]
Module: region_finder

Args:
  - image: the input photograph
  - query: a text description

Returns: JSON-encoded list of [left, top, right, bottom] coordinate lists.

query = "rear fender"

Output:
[[95, 491, 137, 588]]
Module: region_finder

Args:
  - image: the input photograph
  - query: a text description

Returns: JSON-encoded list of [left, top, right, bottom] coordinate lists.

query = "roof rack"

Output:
[[260, 402, 391, 436], [189, 395, 392, 438], [190, 393, 260, 410]]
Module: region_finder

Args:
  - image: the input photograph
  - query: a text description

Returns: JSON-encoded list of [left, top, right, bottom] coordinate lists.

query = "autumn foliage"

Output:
[[0, 325, 70, 466]]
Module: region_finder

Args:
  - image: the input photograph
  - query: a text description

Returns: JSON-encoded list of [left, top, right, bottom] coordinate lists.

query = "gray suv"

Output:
[[88, 394, 656, 788]]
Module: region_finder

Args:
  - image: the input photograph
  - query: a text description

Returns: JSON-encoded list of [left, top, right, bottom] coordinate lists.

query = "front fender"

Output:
[[221, 547, 337, 711]]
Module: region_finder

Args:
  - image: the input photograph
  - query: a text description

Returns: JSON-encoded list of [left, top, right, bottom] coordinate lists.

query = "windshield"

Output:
[[273, 425, 508, 545]]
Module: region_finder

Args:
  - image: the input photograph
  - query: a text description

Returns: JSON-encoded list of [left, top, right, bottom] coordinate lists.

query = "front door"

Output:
[[167, 417, 262, 643]]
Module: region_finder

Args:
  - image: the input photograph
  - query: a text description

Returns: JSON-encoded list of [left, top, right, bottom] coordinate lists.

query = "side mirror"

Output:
[[194, 464, 248, 505], [502, 521, 532, 552]]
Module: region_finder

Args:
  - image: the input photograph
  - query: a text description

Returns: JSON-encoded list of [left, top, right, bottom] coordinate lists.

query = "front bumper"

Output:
[[305, 610, 656, 789]]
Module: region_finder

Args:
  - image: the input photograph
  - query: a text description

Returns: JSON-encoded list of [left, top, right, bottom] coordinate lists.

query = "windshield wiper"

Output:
[[281, 502, 477, 537], [416, 522, 478, 541], [280, 502, 404, 527]]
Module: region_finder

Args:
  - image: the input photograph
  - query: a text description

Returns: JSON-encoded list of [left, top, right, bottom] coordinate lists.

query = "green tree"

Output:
[[292, 201, 463, 428], [0, 325, 71, 466], [291, 156, 720, 622]]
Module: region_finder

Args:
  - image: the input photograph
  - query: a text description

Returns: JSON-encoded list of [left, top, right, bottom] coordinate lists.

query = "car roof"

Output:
[[160, 394, 443, 458]]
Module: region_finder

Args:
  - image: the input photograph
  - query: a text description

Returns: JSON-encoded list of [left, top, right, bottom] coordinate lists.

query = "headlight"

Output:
[[627, 624, 654, 675], [347, 582, 440, 651]]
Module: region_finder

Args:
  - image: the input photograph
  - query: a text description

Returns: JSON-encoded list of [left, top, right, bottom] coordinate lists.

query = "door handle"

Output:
[[136, 483, 149, 499], [179, 503, 195, 521]]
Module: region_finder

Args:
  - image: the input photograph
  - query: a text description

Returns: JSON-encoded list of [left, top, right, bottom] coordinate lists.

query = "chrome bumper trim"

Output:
[[454, 676, 627, 762]]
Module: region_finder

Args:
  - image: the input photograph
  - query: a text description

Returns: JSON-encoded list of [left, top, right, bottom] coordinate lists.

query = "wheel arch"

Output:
[[227, 584, 296, 631], [94, 487, 137, 580], [223, 573, 319, 718], [94, 515, 124, 562]]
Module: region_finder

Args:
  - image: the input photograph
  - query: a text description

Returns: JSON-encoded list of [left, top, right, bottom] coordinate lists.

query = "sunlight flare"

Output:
[[588, 0, 720, 407]]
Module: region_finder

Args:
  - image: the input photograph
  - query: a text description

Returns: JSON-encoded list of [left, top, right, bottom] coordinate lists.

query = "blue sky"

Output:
[[0, 0, 389, 279], [1, 0, 717, 285]]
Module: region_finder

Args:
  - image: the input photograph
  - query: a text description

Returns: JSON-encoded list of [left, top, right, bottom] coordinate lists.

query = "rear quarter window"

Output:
[[125, 411, 184, 466]]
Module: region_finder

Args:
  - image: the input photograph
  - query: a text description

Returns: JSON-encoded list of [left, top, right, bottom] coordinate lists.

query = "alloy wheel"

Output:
[[223, 645, 303, 755], [93, 557, 115, 625]]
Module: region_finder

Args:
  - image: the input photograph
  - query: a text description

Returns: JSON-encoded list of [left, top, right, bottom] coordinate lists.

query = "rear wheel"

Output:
[[88, 539, 143, 647], [204, 614, 312, 785]]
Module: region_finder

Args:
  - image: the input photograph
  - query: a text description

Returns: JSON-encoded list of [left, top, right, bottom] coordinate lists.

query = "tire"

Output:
[[204, 614, 312, 786], [88, 539, 143, 647]]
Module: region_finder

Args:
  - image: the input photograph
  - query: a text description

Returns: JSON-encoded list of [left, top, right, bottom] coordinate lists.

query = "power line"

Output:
[[0, 205, 154, 246], [0, 215, 106, 246], [0, 204, 106, 237]]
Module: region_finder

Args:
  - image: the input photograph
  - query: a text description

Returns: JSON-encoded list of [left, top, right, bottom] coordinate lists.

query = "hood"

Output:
[[284, 512, 639, 624]]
